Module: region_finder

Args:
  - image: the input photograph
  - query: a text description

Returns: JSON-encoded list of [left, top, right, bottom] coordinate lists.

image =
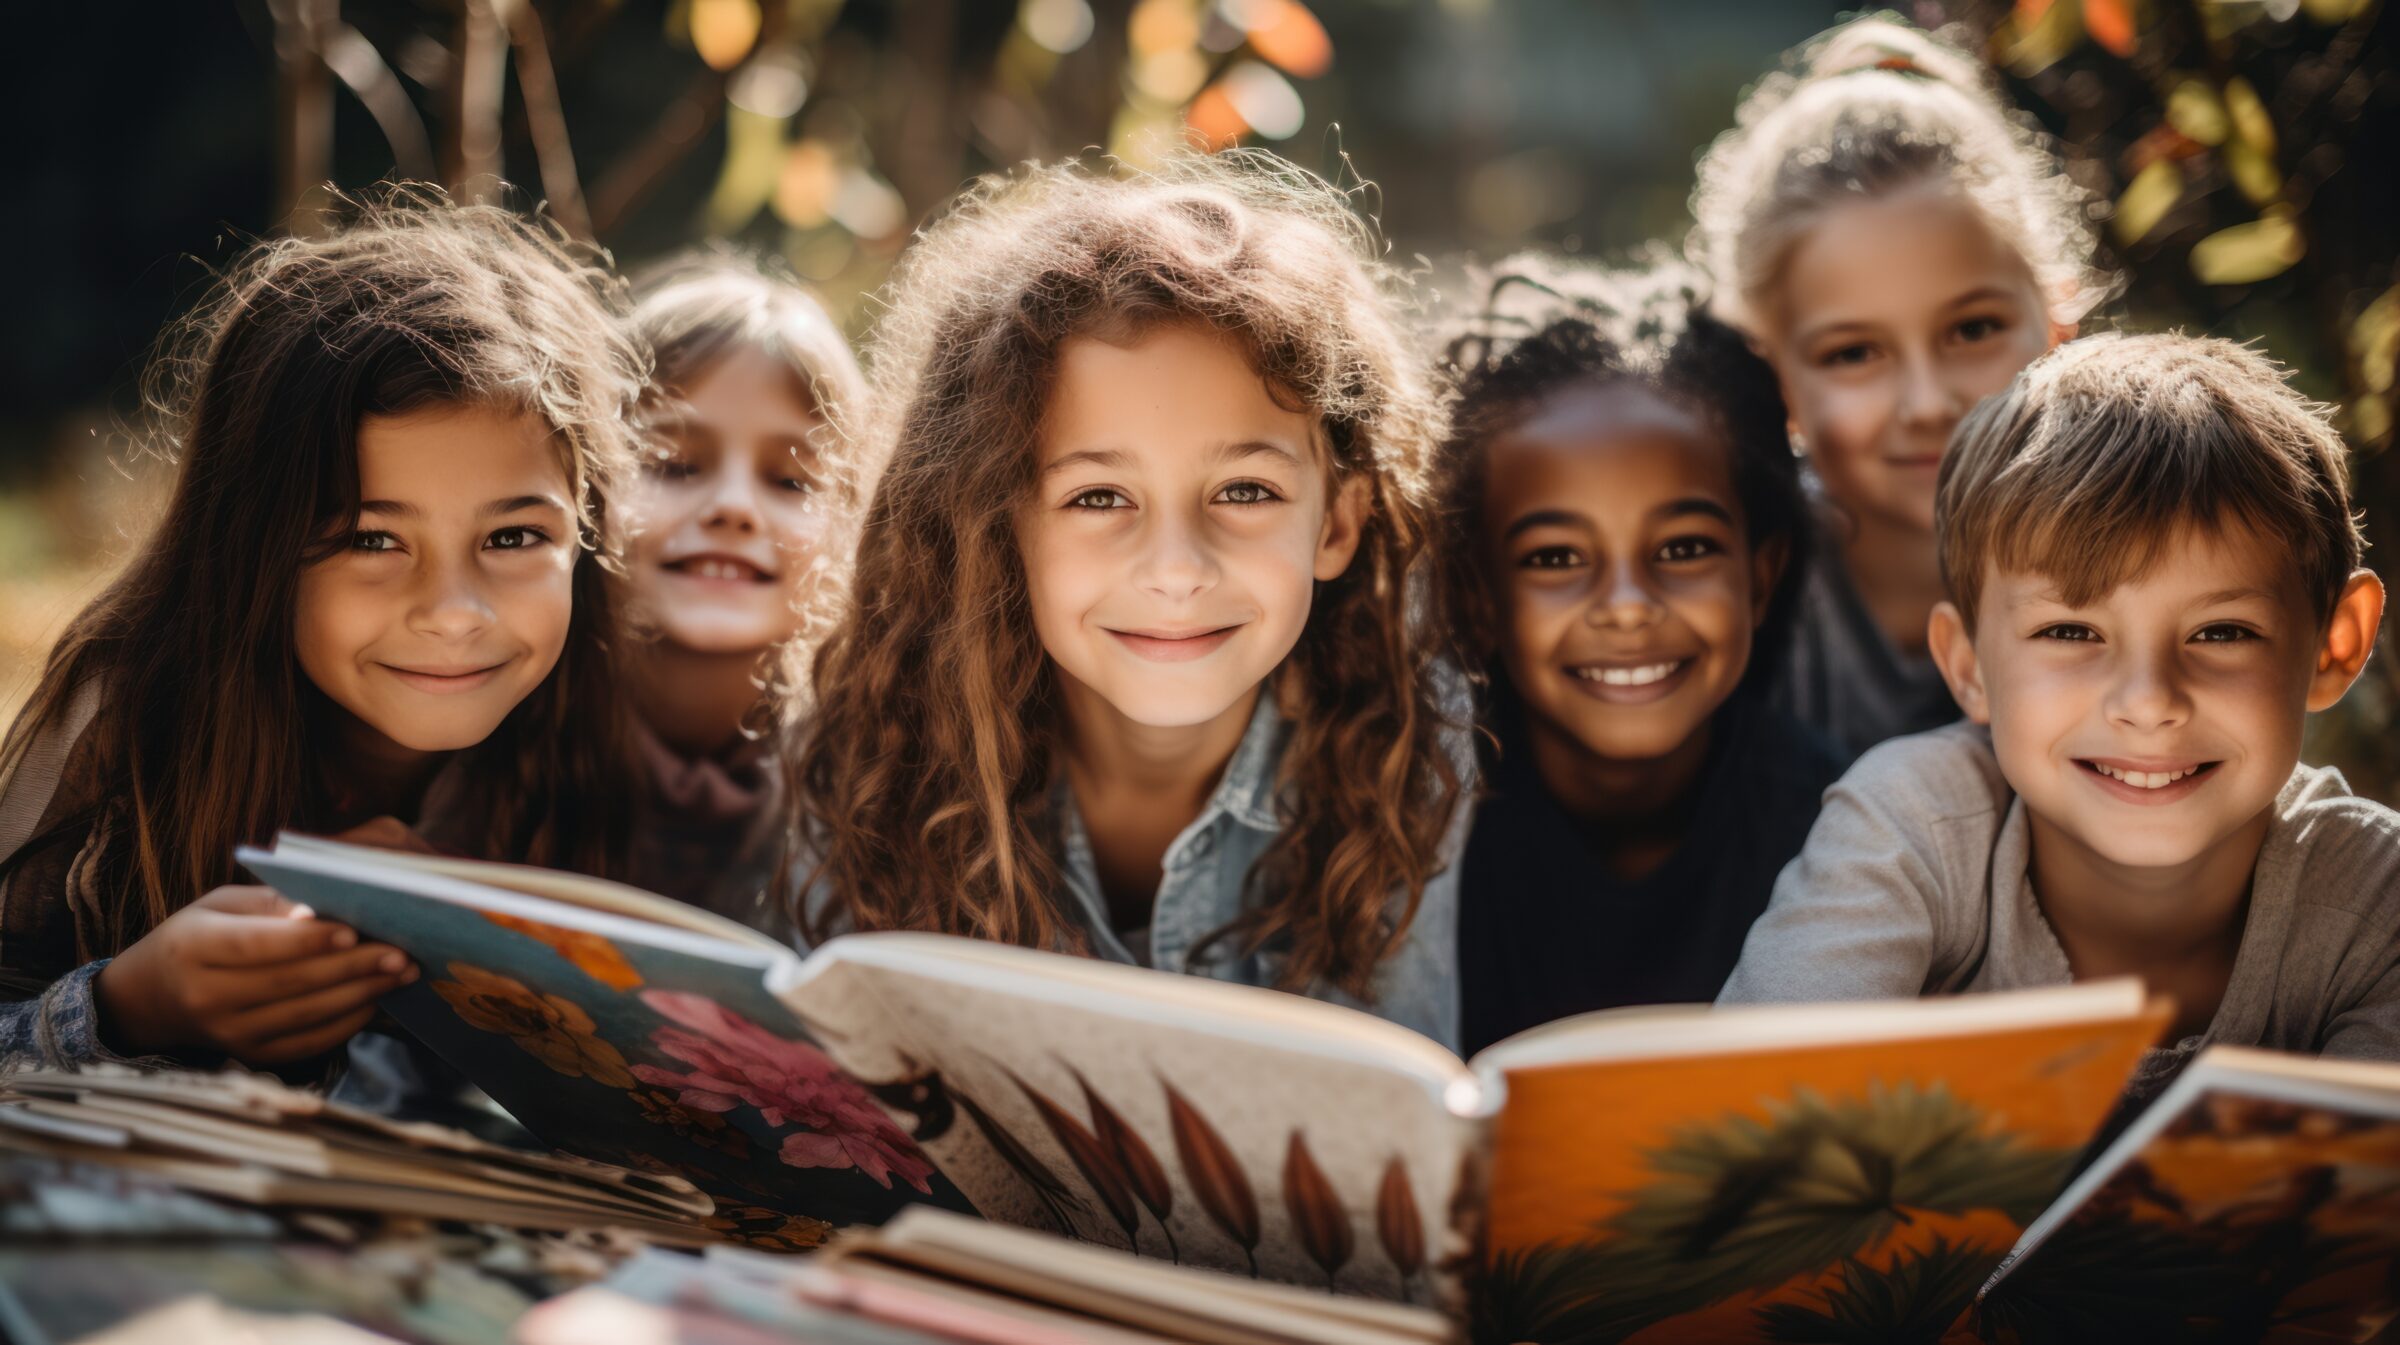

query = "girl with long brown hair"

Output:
[[0, 191, 644, 1071], [791, 152, 1472, 1046]]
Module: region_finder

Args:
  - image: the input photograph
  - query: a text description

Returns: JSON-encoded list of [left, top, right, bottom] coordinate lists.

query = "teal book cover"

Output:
[[240, 841, 972, 1237]]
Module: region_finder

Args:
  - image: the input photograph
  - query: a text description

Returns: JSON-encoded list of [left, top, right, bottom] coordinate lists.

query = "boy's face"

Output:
[[1480, 383, 1776, 765], [1017, 323, 1365, 731], [1936, 522, 2364, 874], [622, 347, 831, 656]]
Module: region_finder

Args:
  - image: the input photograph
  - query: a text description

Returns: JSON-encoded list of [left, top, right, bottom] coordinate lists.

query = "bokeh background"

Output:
[[2, 0, 2393, 793]]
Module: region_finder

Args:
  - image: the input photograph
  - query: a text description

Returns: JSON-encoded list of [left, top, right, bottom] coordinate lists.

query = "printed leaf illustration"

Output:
[[1283, 1130, 1354, 1289], [1474, 1082, 2076, 1345], [1076, 1067, 1178, 1262], [1163, 1080, 1260, 1276], [1011, 1068, 1140, 1248], [954, 1086, 1086, 1233], [1376, 1155, 1425, 1288], [1754, 1234, 1992, 1343]]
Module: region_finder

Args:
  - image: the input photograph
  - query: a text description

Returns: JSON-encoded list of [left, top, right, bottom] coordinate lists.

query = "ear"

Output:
[[1748, 534, 1790, 628], [1314, 474, 1371, 582], [2306, 569, 2386, 712], [1927, 600, 1991, 724]]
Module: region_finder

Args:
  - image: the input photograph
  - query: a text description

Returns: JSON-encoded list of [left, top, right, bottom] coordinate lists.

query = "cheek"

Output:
[[618, 482, 692, 560], [763, 499, 832, 564], [496, 555, 579, 655], [1796, 378, 1890, 465], [1663, 571, 1755, 654], [293, 570, 378, 672]]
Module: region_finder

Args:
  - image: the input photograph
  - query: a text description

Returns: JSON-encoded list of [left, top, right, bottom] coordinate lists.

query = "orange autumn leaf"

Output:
[[1185, 84, 1246, 150], [480, 910, 643, 991], [2084, 0, 2136, 56], [1245, 0, 1331, 79]]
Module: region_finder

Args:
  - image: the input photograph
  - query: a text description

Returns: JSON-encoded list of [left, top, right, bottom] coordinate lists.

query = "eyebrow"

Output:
[[358, 495, 567, 519], [1040, 440, 1306, 477], [1656, 497, 1737, 526], [2195, 586, 2276, 606], [1502, 508, 1584, 540], [1793, 284, 2027, 346]]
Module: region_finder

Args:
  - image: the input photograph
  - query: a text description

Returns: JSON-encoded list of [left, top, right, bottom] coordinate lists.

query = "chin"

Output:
[[1092, 682, 1255, 731], [370, 709, 517, 754]]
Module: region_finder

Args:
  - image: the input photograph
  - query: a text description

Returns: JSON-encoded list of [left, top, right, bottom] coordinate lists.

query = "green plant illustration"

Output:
[[1755, 1235, 1992, 1343], [1474, 1082, 2075, 1345]]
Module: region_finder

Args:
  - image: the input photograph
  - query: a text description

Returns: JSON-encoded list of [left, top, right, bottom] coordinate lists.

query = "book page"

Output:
[[1978, 1046, 2400, 1339], [777, 933, 1483, 1304], [1469, 983, 2166, 1344], [240, 838, 973, 1229]]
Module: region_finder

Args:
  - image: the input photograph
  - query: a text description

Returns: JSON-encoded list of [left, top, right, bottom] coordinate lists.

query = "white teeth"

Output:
[[687, 559, 759, 582], [2093, 763, 2198, 789], [1573, 661, 1683, 687]]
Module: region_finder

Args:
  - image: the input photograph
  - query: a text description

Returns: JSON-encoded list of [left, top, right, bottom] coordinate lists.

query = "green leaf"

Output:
[[2165, 77, 2229, 146], [2190, 213, 2303, 285], [2352, 285, 2400, 396], [2224, 141, 2282, 205], [2224, 77, 2277, 156], [2113, 160, 2182, 247]]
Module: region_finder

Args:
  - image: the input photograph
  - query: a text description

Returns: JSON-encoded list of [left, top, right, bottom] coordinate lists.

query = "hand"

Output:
[[94, 886, 418, 1065], [332, 816, 442, 855]]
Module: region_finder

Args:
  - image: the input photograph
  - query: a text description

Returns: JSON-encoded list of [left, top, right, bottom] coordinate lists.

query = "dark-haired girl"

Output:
[[1435, 257, 1840, 1054], [0, 192, 643, 1071]]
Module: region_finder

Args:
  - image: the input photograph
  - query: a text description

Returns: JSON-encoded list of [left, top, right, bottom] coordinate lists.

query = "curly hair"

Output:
[[0, 185, 645, 951], [790, 150, 1463, 1000], [1689, 14, 2114, 334], [1433, 254, 1809, 701], [626, 248, 873, 725]]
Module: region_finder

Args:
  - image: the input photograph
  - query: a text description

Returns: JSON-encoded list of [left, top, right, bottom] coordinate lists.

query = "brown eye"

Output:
[[1655, 536, 1724, 563], [1068, 488, 1129, 510], [1520, 545, 1582, 570], [1214, 480, 1281, 505]]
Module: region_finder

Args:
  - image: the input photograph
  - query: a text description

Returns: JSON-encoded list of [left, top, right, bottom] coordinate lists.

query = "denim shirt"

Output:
[[800, 692, 1474, 1055]]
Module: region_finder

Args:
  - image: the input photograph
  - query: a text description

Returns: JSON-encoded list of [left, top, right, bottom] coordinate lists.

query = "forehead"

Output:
[[1775, 184, 2044, 334], [1981, 519, 2311, 615], [1483, 383, 1737, 521], [355, 403, 568, 496], [671, 345, 822, 425], [1039, 324, 1314, 462]]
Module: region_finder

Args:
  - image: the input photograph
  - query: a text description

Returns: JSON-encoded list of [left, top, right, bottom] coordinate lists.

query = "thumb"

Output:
[[197, 884, 311, 920]]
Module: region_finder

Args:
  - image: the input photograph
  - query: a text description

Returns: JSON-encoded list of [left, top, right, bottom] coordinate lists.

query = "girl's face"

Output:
[[622, 347, 832, 655], [296, 403, 577, 755], [1761, 182, 2060, 537], [1481, 383, 1777, 764], [1019, 323, 1366, 731]]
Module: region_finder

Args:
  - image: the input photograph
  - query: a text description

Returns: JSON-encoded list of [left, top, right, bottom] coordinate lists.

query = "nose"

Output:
[[2104, 643, 2193, 733], [1898, 353, 1966, 433], [1130, 509, 1219, 603], [1584, 560, 1663, 631], [700, 464, 764, 535], [407, 553, 496, 642]]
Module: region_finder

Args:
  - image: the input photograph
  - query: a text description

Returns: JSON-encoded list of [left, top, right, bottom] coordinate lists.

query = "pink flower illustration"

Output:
[[632, 991, 936, 1193]]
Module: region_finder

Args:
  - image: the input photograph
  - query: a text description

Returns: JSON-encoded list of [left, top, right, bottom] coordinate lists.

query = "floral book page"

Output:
[[1976, 1049, 2400, 1344], [1470, 1002, 2167, 1345], [239, 843, 974, 1240], [774, 933, 1487, 1309]]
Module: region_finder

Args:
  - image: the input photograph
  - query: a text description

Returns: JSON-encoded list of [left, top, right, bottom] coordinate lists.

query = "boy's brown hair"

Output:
[[1937, 332, 2362, 630]]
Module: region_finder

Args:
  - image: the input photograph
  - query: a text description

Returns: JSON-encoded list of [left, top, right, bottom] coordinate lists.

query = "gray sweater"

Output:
[[1720, 722, 2400, 1094]]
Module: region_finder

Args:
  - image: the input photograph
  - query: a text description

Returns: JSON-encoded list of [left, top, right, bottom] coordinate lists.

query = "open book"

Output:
[[1977, 1047, 2400, 1342], [243, 835, 2170, 1340]]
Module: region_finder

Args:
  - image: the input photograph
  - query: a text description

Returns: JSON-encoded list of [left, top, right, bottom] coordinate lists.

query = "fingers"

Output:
[[192, 912, 358, 968], [194, 885, 309, 920], [218, 962, 418, 1054], [206, 942, 414, 1013]]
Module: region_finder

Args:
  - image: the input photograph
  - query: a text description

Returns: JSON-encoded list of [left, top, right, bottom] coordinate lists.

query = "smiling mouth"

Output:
[[1107, 625, 1243, 663], [664, 555, 775, 584], [2077, 759, 2220, 792], [1571, 660, 1686, 688], [1563, 657, 1694, 705], [379, 661, 511, 694]]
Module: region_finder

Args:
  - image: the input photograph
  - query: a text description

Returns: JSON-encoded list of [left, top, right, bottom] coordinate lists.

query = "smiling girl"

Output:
[[1690, 16, 2114, 761], [1435, 258, 1837, 1051], [791, 153, 1471, 1045], [0, 194, 642, 1070], [617, 253, 871, 936]]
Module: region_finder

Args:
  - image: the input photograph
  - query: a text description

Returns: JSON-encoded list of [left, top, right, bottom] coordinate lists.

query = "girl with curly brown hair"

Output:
[[789, 151, 1473, 1046], [0, 191, 645, 1072]]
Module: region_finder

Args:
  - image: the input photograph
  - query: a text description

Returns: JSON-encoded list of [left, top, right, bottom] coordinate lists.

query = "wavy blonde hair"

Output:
[[1690, 14, 2114, 334], [790, 151, 1462, 999]]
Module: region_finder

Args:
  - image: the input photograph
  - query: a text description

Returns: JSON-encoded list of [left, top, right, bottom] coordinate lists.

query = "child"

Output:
[[618, 252, 872, 938], [1435, 257, 1840, 1054], [1690, 16, 2112, 762], [790, 152, 1472, 1046], [1721, 334, 2400, 1097], [0, 193, 644, 1071]]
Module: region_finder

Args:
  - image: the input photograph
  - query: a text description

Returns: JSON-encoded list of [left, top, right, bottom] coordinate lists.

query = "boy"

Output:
[[1720, 333, 2399, 1096]]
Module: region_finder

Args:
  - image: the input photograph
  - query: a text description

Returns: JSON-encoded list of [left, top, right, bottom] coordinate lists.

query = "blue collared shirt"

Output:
[[800, 691, 1474, 1054]]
